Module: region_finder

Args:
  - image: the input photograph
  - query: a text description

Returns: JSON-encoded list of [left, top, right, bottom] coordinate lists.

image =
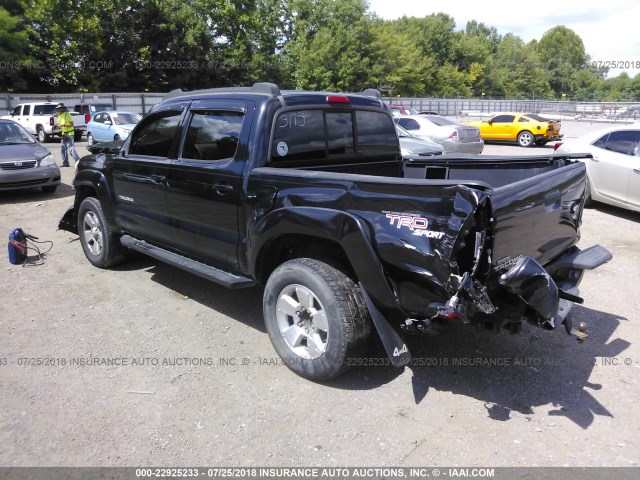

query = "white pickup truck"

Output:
[[2, 102, 87, 142]]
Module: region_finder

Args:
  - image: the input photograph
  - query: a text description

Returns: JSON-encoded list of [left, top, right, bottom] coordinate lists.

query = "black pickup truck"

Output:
[[59, 83, 611, 381]]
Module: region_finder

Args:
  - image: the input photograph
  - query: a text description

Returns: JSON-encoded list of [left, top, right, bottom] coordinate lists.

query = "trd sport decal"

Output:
[[384, 211, 445, 239]]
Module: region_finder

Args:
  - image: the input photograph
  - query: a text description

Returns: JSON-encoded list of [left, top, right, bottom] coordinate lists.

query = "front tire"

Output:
[[78, 197, 125, 268], [517, 130, 534, 147], [263, 258, 371, 381]]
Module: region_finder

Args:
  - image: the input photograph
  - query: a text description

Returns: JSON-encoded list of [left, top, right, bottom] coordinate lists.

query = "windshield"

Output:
[[395, 125, 413, 138], [0, 122, 36, 144], [34, 105, 57, 115], [91, 104, 115, 113], [113, 113, 142, 126]]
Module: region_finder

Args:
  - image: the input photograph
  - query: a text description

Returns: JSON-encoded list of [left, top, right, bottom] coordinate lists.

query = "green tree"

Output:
[[282, 0, 374, 91], [367, 20, 431, 96], [536, 26, 587, 98], [0, 3, 31, 91]]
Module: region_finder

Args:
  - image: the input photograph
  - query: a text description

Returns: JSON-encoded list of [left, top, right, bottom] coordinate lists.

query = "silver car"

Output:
[[0, 119, 60, 193], [554, 125, 640, 213], [394, 114, 484, 154], [396, 125, 444, 157]]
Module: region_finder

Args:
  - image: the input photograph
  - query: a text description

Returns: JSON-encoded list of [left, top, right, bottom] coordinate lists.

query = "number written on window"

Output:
[[278, 112, 306, 129]]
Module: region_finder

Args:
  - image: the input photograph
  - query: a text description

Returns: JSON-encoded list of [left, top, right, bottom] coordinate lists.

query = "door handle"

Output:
[[213, 183, 234, 195], [591, 157, 599, 162], [633, 168, 640, 174], [151, 174, 167, 185]]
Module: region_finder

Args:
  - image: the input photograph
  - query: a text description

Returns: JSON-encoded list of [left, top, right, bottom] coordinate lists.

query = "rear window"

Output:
[[34, 105, 57, 115], [270, 109, 398, 165]]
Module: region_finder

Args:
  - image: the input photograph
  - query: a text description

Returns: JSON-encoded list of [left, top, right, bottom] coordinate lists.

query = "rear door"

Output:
[[164, 100, 253, 268], [111, 101, 188, 245]]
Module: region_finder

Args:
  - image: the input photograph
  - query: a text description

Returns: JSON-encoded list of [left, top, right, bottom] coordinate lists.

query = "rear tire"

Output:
[[263, 258, 371, 381], [74, 131, 83, 142], [517, 130, 534, 147], [86, 133, 95, 146], [535, 139, 547, 146], [78, 197, 126, 268], [37, 127, 50, 143]]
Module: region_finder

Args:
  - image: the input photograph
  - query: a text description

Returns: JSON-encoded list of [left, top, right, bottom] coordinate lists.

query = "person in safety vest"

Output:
[[55, 103, 80, 167]]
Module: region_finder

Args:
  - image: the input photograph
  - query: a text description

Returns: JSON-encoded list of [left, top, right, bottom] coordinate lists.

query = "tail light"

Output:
[[449, 131, 459, 141], [49, 117, 54, 126], [554, 142, 562, 151], [85, 113, 90, 123], [326, 95, 349, 104]]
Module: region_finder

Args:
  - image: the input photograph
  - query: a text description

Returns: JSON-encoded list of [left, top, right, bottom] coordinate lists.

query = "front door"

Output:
[[111, 102, 187, 246]]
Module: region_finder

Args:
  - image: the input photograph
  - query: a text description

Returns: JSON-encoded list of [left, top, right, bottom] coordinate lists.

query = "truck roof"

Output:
[[162, 82, 385, 109]]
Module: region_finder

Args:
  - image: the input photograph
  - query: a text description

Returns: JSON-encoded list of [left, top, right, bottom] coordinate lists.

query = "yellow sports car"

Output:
[[466, 113, 562, 147]]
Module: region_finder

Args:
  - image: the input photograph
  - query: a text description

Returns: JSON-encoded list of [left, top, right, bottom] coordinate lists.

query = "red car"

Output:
[[389, 105, 418, 116]]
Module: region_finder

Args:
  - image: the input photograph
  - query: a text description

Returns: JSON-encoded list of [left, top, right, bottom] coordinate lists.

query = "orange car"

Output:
[[466, 113, 562, 147]]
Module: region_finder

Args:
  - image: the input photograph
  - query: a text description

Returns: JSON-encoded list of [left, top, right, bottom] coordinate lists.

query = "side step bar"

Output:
[[120, 235, 255, 289], [546, 245, 612, 273]]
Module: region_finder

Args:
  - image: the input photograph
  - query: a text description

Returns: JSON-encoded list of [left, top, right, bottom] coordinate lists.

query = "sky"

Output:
[[368, 0, 640, 79]]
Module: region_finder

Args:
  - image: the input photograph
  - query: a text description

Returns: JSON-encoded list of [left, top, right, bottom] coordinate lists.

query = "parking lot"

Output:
[[0, 120, 639, 468]]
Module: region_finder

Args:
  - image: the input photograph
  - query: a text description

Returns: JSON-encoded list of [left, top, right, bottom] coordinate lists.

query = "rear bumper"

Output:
[[500, 245, 612, 330], [442, 139, 484, 154]]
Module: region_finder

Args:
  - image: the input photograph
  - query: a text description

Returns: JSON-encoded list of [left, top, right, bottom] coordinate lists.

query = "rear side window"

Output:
[[271, 109, 398, 164], [128, 111, 182, 157], [602, 130, 640, 156], [22, 105, 31, 115], [182, 111, 244, 161]]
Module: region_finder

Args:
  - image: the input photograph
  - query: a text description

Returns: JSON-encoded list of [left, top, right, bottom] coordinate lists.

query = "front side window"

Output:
[[182, 110, 244, 161], [128, 111, 182, 157], [592, 133, 609, 149], [491, 115, 515, 123], [11, 106, 22, 116]]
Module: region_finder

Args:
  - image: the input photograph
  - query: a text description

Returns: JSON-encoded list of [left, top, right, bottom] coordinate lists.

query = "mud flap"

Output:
[[359, 283, 411, 368], [58, 205, 77, 233]]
